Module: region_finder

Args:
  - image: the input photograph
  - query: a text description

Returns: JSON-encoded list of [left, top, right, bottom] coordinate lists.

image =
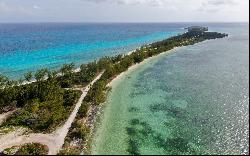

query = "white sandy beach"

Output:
[[107, 46, 182, 88]]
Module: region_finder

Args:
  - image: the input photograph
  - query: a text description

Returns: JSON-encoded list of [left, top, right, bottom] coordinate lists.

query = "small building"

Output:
[[186, 26, 208, 33]]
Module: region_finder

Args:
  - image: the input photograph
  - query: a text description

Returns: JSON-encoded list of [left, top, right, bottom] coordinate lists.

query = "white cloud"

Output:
[[198, 0, 239, 12], [0, 1, 11, 13], [83, 0, 169, 7], [117, 0, 164, 6], [33, 5, 41, 10], [0, 0, 248, 22], [0, 1, 34, 15], [83, 0, 241, 8], [206, 0, 237, 6]]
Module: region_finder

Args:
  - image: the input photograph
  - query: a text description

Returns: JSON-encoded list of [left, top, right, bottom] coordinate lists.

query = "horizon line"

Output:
[[0, 21, 249, 24]]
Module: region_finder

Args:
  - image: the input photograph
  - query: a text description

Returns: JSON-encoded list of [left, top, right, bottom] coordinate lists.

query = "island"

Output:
[[0, 28, 228, 155]]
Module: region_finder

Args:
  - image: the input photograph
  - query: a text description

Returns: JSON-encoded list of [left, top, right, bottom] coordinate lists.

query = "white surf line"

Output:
[[20, 67, 81, 86], [0, 72, 104, 155]]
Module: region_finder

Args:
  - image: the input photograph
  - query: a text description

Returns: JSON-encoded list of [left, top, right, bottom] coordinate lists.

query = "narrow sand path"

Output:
[[0, 72, 103, 155], [0, 110, 17, 125]]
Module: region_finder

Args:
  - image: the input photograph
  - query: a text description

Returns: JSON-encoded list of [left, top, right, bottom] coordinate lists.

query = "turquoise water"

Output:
[[91, 23, 249, 155], [0, 23, 183, 79]]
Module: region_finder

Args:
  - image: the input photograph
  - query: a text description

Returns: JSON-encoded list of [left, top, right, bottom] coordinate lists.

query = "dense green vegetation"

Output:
[[0, 62, 103, 132], [0, 30, 227, 153], [15, 143, 48, 155], [3, 89, 81, 132], [59, 120, 90, 155], [0, 53, 124, 133], [2, 143, 48, 155]]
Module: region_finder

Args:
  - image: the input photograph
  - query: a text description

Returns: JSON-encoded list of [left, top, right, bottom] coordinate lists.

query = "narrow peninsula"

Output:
[[0, 28, 228, 155]]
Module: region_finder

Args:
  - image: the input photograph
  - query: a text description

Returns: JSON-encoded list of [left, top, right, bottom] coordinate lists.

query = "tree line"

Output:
[[0, 31, 228, 134]]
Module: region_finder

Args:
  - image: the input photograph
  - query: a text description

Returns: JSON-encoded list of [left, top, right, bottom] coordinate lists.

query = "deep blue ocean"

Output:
[[0, 23, 247, 79]]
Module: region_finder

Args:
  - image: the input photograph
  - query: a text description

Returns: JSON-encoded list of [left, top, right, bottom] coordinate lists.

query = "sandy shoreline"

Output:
[[19, 49, 137, 86], [85, 46, 182, 154], [107, 46, 181, 88]]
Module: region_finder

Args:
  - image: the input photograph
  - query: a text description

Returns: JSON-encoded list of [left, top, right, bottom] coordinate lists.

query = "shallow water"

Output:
[[0, 23, 183, 79], [91, 23, 249, 155]]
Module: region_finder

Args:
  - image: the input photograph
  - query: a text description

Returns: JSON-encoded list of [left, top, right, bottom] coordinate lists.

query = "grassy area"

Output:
[[2, 143, 48, 155], [1, 89, 81, 133]]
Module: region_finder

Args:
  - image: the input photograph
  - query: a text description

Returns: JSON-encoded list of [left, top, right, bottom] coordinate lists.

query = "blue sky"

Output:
[[0, 0, 249, 23]]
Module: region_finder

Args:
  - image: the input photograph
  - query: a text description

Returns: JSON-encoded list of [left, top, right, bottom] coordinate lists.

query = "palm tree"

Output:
[[0, 75, 8, 88], [47, 70, 57, 81], [35, 69, 48, 82], [60, 63, 75, 76], [24, 71, 33, 82]]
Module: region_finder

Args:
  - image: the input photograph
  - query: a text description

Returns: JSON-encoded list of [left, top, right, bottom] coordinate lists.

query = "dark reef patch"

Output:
[[127, 138, 140, 155], [165, 137, 190, 153], [154, 134, 190, 154], [149, 103, 187, 119], [167, 106, 186, 118], [126, 127, 137, 136], [163, 121, 173, 128], [130, 119, 140, 125], [149, 103, 169, 112], [138, 121, 153, 137], [125, 117, 196, 155], [128, 107, 140, 112]]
